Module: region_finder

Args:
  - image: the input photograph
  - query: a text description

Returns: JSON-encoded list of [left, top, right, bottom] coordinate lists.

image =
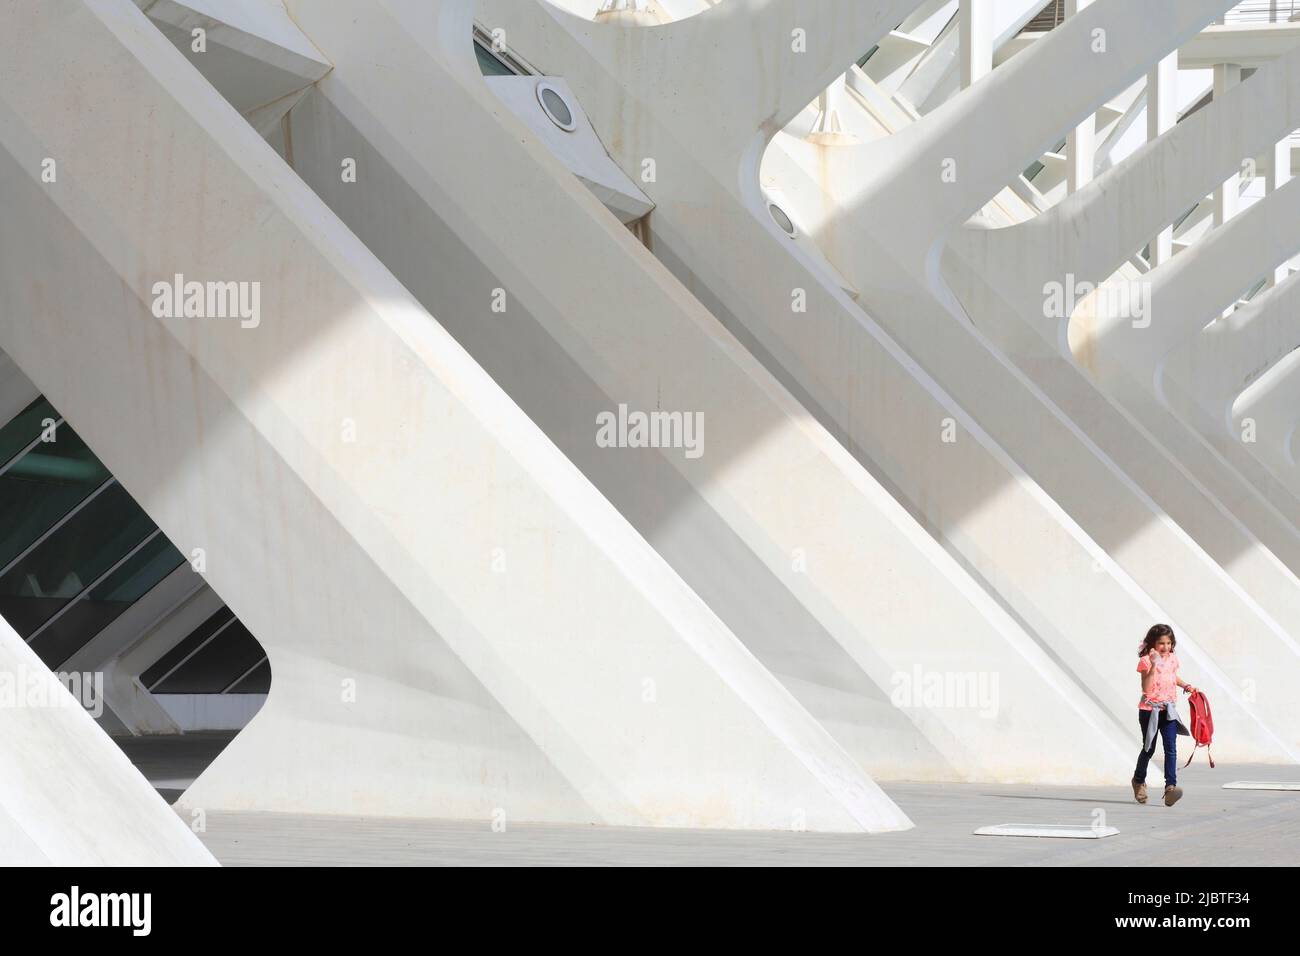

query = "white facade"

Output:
[[1, 0, 1298, 862]]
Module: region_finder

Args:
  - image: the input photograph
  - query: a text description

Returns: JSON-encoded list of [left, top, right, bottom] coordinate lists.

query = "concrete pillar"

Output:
[[2, 0, 910, 831], [483, 0, 1300, 766], [1065, 0, 1095, 194], [1213, 63, 1243, 227], [1267, 137, 1293, 286], [959, 0, 992, 89], [1147, 53, 1178, 265], [809, 73, 859, 145], [1213, 62, 1243, 316]]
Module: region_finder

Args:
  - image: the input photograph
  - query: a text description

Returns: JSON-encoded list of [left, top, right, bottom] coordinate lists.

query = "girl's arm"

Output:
[[1177, 677, 1198, 694], [1138, 650, 1157, 695]]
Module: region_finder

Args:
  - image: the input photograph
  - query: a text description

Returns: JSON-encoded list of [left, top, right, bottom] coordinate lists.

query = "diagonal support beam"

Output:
[[963, 33, 1300, 350], [1086, 174, 1300, 384], [835, 0, 1232, 271], [1164, 272, 1300, 437]]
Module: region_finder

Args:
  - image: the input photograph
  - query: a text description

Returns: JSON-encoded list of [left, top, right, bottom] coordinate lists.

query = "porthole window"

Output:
[[536, 81, 576, 132], [768, 203, 796, 237]]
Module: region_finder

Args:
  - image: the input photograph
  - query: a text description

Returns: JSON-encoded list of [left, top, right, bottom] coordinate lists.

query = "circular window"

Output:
[[536, 81, 576, 132], [768, 203, 796, 237]]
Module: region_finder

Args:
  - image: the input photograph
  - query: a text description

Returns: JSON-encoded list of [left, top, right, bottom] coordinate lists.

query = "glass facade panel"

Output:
[[475, 39, 516, 76], [0, 423, 111, 570], [141, 607, 236, 687], [225, 657, 271, 694], [0, 395, 266, 692], [29, 532, 186, 668], [0, 481, 154, 636], [149, 619, 265, 694]]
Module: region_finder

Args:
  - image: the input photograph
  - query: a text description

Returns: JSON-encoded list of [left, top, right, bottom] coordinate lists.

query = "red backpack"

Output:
[[1183, 690, 1215, 768]]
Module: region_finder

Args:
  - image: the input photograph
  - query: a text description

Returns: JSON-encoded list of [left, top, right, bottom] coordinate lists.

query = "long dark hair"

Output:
[[1138, 623, 1176, 657]]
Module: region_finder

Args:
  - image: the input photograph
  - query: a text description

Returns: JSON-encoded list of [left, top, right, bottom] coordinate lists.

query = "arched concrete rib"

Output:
[[1087, 175, 1300, 391], [1165, 272, 1300, 440], [824, 0, 1232, 273], [803, 3, 1300, 752], [961, 32, 1300, 349], [936, 20, 1300, 578], [1236, 351, 1300, 489], [488, 0, 924, 183], [485, 0, 1300, 762], [0, 0, 910, 832]]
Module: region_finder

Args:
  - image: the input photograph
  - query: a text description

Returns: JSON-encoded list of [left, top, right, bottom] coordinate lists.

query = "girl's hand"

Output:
[[1148, 647, 1159, 663]]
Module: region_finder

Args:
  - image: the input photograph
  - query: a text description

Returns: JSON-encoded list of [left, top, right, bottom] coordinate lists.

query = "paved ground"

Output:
[[116, 733, 1300, 866]]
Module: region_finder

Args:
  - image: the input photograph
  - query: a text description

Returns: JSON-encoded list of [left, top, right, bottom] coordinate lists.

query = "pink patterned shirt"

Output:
[[1137, 652, 1180, 709]]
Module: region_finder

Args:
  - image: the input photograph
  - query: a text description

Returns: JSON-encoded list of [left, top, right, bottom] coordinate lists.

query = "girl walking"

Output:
[[1132, 624, 1198, 806]]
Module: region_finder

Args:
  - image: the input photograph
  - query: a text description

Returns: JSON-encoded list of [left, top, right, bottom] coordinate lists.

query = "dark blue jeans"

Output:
[[1134, 707, 1178, 788]]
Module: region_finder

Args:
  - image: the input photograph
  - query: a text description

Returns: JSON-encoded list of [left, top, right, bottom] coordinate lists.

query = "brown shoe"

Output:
[[1132, 780, 1147, 804], [1164, 785, 1183, 807]]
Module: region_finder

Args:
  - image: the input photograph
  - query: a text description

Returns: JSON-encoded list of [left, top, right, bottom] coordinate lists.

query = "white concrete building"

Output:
[[1, 0, 1298, 863]]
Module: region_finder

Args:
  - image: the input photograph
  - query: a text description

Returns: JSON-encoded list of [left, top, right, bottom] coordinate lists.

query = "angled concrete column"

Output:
[[267, 0, 1138, 785], [1048, 175, 1300, 597], [0, 0, 907, 831], [791, 0, 1300, 755], [865, 2, 1300, 757], [972, 38, 1300, 328], [945, 35, 1300, 568], [1065, 151, 1300, 520], [484, 0, 1295, 762], [0, 618, 217, 864], [1235, 354, 1300, 490], [1163, 273, 1300, 442], [1088, 176, 1300, 387]]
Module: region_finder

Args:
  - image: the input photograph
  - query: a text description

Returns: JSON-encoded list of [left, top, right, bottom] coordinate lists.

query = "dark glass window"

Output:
[[29, 533, 186, 668], [149, 619, 265, 694], [475, 40, 515, 77], [225, 657, 271, 694], [0, 481, 155, 637], [0, 423, 111, 570], [141, 607, 236, 687]]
